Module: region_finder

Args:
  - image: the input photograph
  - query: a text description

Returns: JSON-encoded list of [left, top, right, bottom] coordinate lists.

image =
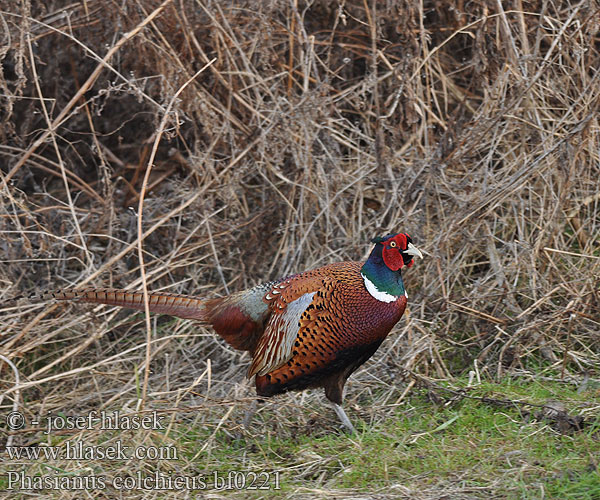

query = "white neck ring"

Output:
[[361, 273, 398, 303]]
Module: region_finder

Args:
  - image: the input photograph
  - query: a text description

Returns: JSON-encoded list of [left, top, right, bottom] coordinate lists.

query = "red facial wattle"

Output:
[[381, 233, 408, 271], [382, 248, 404, 271]]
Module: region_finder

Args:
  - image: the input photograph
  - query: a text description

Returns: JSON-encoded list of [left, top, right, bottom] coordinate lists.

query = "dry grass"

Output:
[[1, 0, 599, 498]]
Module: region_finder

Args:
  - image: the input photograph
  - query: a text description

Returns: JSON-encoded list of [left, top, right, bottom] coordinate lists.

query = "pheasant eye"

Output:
[[389, 241, 397, 248]]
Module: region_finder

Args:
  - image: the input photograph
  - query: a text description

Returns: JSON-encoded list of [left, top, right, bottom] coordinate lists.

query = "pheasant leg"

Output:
[[242, 399, 259, 429], [332, 402, 356, 434]]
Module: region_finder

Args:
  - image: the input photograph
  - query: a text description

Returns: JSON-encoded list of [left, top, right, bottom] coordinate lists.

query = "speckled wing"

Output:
[[247, 273, 332, 377]]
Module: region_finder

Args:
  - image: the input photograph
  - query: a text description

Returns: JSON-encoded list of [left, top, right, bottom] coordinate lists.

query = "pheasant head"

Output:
[[373, 233, 423, 270], [361, 233, 423, 302]]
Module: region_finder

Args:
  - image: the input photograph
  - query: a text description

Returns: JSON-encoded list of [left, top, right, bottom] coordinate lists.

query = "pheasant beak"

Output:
[[404, 242, 423, 259]]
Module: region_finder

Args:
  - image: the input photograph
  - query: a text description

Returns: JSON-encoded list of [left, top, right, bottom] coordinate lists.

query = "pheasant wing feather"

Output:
[[247, 273, 334, 377]]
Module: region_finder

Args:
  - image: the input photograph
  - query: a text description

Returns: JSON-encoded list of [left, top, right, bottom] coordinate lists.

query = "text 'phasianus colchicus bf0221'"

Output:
[[45, 233, 423, 433]]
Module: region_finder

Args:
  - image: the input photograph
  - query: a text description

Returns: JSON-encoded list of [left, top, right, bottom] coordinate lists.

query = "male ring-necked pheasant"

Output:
[[46, 233, 422, 432]]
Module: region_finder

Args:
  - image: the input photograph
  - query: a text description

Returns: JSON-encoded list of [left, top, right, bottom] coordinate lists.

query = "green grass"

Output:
[[2, 376, 599, 498], [169, 377, 600, 497]]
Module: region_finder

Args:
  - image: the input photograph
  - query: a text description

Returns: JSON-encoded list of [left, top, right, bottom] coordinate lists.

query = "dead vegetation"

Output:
[[1, 0, 599, 498]]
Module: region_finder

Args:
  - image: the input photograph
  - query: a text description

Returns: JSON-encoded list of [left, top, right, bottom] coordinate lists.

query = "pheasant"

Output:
[[45, 233, 422, 432]]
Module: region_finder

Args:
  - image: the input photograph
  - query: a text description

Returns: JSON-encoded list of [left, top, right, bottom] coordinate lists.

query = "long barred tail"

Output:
[[44, 288, 209, 322]]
